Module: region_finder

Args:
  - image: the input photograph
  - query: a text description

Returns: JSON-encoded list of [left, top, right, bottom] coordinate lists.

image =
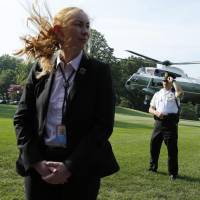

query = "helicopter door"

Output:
[[142, 78, 155, 104], [142, 78, 155, 95]]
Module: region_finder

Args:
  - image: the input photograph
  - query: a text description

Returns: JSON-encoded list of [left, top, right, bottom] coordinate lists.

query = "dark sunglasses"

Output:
[[162, 79, 168, 83]]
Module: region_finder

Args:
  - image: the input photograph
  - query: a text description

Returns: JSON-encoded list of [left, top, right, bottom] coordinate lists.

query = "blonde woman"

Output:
[[14, 5, 119, 200]]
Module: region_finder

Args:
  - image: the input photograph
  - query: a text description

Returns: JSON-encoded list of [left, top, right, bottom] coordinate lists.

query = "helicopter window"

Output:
[[131, 76, 138, 82], [154, 69, 182, 78], [137, 67, 145, 74], [154, 69, 166, 77], [146, 69, 155, 75]]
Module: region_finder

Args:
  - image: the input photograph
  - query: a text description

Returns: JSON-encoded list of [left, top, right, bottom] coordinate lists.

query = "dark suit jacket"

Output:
[[14, 54, 119, 178]]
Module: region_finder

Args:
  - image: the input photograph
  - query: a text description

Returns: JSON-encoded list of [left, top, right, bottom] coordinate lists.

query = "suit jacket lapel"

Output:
[[36, 67, 56, 125], [43, 71, 56, 115], [35, 67, 56, 135]]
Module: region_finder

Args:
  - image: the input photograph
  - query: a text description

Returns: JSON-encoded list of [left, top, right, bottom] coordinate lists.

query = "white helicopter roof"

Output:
[[156, 64, 188, 78], [143, 66, 200, 83]]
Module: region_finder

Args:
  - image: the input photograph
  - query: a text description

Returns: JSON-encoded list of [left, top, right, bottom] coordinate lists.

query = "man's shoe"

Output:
[[148, 167, 157, 172], [169, 174, 177, 181]]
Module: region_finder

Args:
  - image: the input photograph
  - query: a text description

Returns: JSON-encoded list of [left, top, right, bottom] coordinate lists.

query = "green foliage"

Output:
[[118, 97, 131, 108], [1, 105, 200, 200], [195, 104, 200, 118], [0, 54, 22, 71], [15, 61, 32, 85], [0, 69, 16, 99], [89, 29, 115, 63], [180, 103, 199, 120], [0, 55, 31, 100]]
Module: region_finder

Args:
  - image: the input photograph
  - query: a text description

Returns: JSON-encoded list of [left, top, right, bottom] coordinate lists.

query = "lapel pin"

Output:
[[79, 67, 87, 75]]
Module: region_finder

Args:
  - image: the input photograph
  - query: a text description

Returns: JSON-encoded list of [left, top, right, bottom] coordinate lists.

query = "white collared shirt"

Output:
[[45, 51, 83, 146], [150, 88, 180, 115]]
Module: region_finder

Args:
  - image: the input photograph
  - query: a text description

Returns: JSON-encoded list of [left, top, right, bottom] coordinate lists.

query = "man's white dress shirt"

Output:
[[150, 88, 180, 115]]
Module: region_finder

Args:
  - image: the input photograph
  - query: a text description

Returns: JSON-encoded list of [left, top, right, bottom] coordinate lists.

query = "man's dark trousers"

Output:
[[150, 120, 178, 176]]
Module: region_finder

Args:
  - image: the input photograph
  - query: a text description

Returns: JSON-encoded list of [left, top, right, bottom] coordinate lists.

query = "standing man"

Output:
[[148, 74, 183, 180]]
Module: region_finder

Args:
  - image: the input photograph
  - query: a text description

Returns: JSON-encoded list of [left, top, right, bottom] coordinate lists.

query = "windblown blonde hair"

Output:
[[15, 3, 83, 79]]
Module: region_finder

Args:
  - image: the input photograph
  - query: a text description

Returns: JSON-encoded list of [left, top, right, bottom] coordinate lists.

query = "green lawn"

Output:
[[0, 104, 200, 200]]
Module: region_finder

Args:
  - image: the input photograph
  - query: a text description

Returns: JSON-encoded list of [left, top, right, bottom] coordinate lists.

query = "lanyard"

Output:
[[59, 64, 75, 124]]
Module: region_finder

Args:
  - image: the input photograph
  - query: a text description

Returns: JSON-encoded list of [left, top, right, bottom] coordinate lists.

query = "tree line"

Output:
[[0, 29, 199, 120]]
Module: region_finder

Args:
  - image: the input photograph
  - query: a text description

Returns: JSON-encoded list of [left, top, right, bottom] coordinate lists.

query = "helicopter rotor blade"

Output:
[[126, 50, 200, 66], [126, 50, 162, 64], [115, 57, 154, 63], [169, 61, 200, 65]]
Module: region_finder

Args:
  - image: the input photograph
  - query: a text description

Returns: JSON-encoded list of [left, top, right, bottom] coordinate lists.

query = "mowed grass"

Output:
[[0, 105, 200, 200], [0, 104, 24, 200]]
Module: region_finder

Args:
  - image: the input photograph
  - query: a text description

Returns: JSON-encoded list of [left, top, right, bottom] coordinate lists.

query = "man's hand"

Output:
[[155, 110, 164, 119], [149, 106, 164, 119], [42, 161, 72, 184]]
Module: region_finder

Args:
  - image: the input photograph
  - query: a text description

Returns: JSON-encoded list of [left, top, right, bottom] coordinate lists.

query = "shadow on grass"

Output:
[[116, 107, 151, 118], [181, 124, 200, 129], [157, 171, 200, 183], [115, 120, 153, 129], [0, 104, 16, 119]]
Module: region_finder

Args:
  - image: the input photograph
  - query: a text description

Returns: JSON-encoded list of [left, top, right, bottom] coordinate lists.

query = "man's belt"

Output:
[[154, 113, 179, 123]]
